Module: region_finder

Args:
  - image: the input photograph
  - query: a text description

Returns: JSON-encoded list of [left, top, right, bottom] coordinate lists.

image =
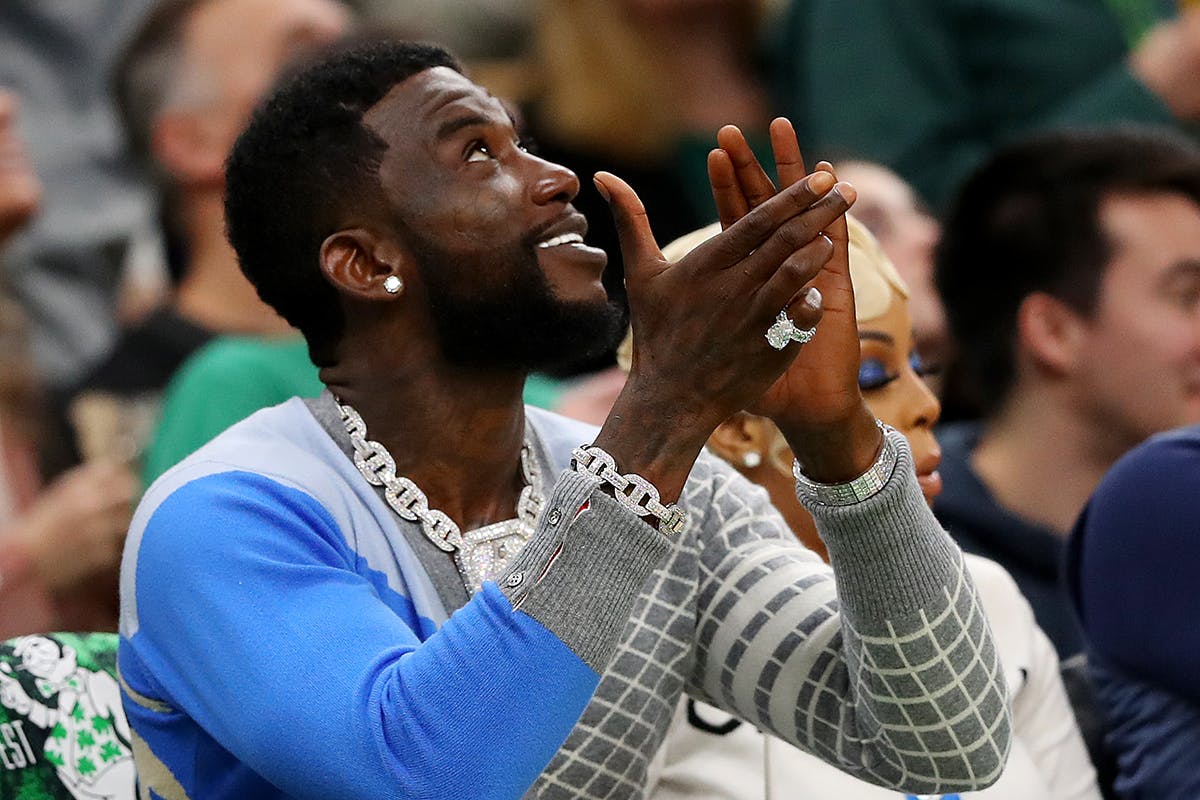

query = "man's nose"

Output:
[[530, 156, 580, 205]]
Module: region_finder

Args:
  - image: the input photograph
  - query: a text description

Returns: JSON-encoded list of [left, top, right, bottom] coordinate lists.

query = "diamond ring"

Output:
[[765, 309, 817, 350]]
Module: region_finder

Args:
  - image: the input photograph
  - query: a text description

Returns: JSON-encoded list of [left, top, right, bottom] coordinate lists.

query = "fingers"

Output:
[[814, 162, 854, 258], [754, 236, 834, 321], [706, 118, 810, 237], [738, 179, 854, 280], [708, 149, 750, 230], [710, 119, 807, 218], [769, 118, 807, 189], [716, 124, 776, 209], [788, 285, 826, 337], [594, 171, 663, 278], [709, 170, 837, 266]]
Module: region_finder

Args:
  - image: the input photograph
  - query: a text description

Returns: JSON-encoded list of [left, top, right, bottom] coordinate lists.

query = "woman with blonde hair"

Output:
[[625, 199, 1101, 798]]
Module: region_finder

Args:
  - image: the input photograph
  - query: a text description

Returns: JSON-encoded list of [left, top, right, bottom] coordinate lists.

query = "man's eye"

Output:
[[465, 141, 493, 162], [1168, 283, 1200, 310]]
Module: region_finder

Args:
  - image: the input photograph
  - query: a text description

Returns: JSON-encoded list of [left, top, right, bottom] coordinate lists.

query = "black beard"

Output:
[[411, 231, 624, 372]]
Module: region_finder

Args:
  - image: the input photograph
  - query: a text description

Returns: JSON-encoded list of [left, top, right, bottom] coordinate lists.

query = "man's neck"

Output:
[[174, 193, 294, 336], [322, 359, 531, 532], [970, 389, 1124, 535]]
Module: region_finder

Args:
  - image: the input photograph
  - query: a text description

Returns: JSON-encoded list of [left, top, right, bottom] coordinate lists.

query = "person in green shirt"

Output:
[[143, 335, 569, 485], [142, 336, 323, 486], [775, 0, 1200, 212]]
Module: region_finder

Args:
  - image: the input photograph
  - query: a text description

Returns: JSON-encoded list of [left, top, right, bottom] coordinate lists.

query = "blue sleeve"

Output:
[[124, 472, 598, 799], [1068, 428, 1200, 706]]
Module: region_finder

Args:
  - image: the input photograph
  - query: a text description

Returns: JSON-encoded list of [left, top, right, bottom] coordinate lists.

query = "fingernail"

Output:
[[832, 181, 856, 203], [593, 175, 610, 202], [809, 172, 835, 194], [804, 286, 823, 310]]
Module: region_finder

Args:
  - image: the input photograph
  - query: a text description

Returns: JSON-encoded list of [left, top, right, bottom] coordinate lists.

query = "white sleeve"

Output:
[[966, 555, 1102, 800], [1011, 626, 1103, 800]]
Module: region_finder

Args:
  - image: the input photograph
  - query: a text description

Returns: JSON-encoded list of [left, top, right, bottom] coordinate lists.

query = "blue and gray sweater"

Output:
[[119, 395, 1010, 799]]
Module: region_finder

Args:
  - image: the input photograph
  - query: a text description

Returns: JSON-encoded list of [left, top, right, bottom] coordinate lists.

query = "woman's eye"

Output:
[[858, 358, 898, 391], [910, 351, 941, 377], [465, 141, 493, 162]]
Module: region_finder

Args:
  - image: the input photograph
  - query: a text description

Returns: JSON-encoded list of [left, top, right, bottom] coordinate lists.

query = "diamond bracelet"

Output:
[[571, 445, 688, 535], [792, 420, 900, 507]]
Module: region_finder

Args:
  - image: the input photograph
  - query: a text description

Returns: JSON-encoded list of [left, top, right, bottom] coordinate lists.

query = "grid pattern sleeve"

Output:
[[497, 469, 675, 672], [689, 431, 1011, 795]]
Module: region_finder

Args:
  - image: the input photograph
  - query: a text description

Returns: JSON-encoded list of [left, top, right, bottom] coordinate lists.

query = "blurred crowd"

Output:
[[1, 1, 1199, 798]]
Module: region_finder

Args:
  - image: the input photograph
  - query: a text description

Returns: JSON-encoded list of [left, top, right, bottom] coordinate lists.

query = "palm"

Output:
[[711, 120, 865, 429]]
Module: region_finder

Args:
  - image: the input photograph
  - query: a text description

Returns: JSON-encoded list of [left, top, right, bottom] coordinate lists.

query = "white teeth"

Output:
[[537, 232, 584, 249]]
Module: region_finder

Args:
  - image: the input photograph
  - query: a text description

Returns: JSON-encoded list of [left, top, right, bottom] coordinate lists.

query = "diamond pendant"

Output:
[[455, 519, 534, 594], [340, 400, 544, 596]]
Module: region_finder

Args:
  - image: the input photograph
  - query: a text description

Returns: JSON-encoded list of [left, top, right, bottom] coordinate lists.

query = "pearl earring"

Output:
[[383, 275, 403, 294], [742, 451, 762, 469]]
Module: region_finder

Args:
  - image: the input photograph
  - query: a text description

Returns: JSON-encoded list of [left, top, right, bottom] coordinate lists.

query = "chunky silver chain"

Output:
[[571, 445, 687, 535], [340, 403, 543, 592]]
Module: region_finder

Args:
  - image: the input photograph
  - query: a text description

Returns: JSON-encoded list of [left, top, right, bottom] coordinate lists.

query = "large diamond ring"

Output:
[[765, 309, 817, 350]]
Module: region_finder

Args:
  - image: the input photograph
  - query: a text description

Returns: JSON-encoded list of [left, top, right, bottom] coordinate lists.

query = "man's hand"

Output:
[[592, 152, 853, 502], [709, 119, 881, 483]]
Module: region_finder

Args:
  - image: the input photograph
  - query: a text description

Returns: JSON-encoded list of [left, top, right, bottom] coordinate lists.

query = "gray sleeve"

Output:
[[497, 468, 674, 672], [687, 431, 1011, 795]]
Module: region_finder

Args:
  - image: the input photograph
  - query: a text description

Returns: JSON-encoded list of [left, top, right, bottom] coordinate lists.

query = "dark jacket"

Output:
[[933, 421, 1083, 658]]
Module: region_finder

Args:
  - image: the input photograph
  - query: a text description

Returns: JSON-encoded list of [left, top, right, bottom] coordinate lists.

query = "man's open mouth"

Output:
[[537, 232, 585, 249]]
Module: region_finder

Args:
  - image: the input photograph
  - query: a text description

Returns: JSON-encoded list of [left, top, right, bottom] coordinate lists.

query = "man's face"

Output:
[[1073, 191, 1200, 446], [363, 67, 622, 370], [180, 0, 349, 170]]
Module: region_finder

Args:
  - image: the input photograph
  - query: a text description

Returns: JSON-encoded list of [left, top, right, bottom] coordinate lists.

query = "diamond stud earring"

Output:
[[742, 451, 763, 469], [383, 275, 403, 294]]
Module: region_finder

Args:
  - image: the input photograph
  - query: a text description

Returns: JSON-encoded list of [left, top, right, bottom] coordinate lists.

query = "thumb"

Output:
[[594, 171, 663, 278]]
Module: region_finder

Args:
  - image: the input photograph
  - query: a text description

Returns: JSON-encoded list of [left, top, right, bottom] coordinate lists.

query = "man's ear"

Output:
[[152, 110, 226, 187], [708, 413, 776, 473], [1016, 291, 1087, 376], [320, 228, 412, 300]]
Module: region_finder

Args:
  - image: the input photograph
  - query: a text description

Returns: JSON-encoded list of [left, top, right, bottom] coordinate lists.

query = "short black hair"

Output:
[[224, 41, 461, 363], [935, 126, 1200, 419]]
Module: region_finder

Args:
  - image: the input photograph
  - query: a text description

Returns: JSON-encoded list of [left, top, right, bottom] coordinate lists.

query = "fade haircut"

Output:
[[224, 41, 461, 364], [935, 126, 1200, 419]]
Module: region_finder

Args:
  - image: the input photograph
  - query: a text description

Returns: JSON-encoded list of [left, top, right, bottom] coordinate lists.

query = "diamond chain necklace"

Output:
[[339, 402, 543, 595]]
